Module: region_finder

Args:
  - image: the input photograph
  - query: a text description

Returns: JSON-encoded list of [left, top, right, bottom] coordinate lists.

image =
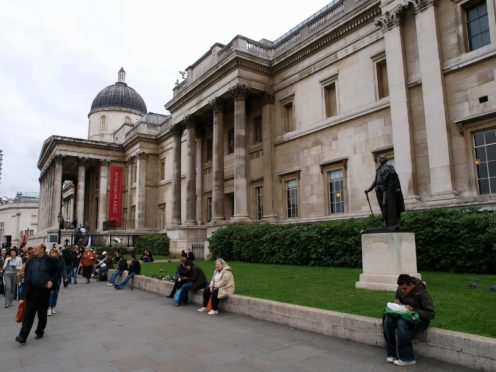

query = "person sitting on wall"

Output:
[[166, 256, 189, 298], [187, 248, 195, 261], [180, 250, 187, 259], [173, 260, 208, 305], [97, 252, 113, 281], [383, 274, 435, 366], [114, 255, 141, 290], [198, 258, 235, 315], [106, 255, 128, 287], [141, 250, 154, 263]]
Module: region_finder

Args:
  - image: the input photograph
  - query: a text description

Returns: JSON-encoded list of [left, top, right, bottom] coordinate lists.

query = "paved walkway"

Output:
[[0, 282, 477, 372]]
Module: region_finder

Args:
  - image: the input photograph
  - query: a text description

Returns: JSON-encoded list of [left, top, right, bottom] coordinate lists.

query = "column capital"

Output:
[[231, 84, 247, 101], [411, 0, 438, 13], [262, 91, 275, 105], [54, 154, 64, 165], [137, 151, 148, 160], [171, 123, 184, 137], [376, 6, 405, 32], [183, 114, 198, 129], [99, 159, 111, 165], [77, 157, 88, 166], [209, 97, 224, 113]]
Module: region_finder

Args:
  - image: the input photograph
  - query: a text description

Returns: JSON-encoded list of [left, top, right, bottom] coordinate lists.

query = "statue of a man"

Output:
[[365, 155, 405, 228]]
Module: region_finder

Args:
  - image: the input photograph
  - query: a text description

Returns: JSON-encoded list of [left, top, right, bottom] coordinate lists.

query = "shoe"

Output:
[[106, 283, 114, 287], [394, 360, 416, 366], [197, 307, 208, 312], [35, 333, 44, 339], [47, 308, 52, 316], [173, 302, 180, 306], [114, 285, 121, 290], [207, 310, 218, 315], [386, 357, 396, 363], [52, 308, 56, 314], [15, 335, 26, 344], [166, 294, 174, 298]]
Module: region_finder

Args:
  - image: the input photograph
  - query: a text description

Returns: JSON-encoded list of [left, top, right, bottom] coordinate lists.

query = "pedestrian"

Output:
[[198, 258, 235, 315], [47, 247, 66, 316], [61, 246, 74, 287], [80, 247, 96, 284], [16, 243, 57, 344], [3, 248, 22, 308]]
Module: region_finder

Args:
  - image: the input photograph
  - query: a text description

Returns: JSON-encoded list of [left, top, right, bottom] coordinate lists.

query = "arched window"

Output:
[[100, 116, 106, 132]]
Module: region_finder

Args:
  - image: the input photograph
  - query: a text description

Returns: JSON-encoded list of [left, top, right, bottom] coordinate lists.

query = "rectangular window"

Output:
[[160, 159, 165, 180], [254, 116, 262, 144], [159, 203, 166, 229], [227, 128, 235, 154], [324, 83, 337, 117], [207, 197, 212, 222], [328, 170, 345, 214], [286, 179, 298, 218], [206, 138, 213, 162], [474, 128, 496, 195], [255, 186, 264, 220], [283, 102, 294, 133], [466, 1, 490, 51], [376, 60, 389, 99]]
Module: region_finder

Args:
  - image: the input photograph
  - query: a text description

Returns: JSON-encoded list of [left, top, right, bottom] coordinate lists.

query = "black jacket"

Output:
[[117, 258, 128, 271], [23, 254, 58, 295], [395, 277, 435, 321], [181, 265, 207, 290], [128, 259, 141, 275]]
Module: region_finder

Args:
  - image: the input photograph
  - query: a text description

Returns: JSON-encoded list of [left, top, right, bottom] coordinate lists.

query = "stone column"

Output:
[[262, 92, 277, 220], [195, 124, 204, 224], [211, 97, 225, 222], [53, 156, 63, 228], [378, 11, 418, 201], [171, 124, 183, 225], [126, 157, 135, 229], [136, 152, 148, 229], [414, 0, 456, 199], [38, 176, 45, 230], [184, 116, 197, 225], [76, 158, 86, 228], [97, 160, 109, 231], [232, 85, 250, 221]]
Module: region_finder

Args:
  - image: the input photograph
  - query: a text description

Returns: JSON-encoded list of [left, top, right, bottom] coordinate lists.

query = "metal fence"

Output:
[[192, 243, 205, 260]]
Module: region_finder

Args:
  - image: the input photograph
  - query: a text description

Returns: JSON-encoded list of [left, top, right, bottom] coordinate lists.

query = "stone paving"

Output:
[[0, 282, 478, 372]]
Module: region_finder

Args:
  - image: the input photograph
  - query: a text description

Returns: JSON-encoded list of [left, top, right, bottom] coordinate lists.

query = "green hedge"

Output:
[[208, 209, 496, 273], [135, 234, 170, 256]]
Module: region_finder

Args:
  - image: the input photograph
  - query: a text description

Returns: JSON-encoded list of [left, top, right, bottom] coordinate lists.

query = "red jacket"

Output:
[[80, 251, 96, 267]]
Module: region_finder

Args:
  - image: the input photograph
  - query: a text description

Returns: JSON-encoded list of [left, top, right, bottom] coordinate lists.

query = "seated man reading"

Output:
[[383, 274, 435, 366]]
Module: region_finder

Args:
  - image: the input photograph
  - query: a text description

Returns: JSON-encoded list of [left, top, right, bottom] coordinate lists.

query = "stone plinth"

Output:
[[355, 232, 421, 291]]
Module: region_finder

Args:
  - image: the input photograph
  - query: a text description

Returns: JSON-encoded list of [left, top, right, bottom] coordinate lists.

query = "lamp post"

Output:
[[57, 211, 63, 245]]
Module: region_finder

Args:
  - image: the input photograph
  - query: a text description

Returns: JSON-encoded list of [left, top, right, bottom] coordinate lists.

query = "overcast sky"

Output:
[[0, 0, 330, 198]]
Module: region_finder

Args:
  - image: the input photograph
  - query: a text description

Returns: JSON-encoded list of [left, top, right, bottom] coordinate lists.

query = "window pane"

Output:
[[477, 163, 488, 178], [467, 7, 479, 21], [475, 147, 487, 162], [487, 144, 496, 160], [488, 161, 496, 178], [479, 178, 490, 194], [469, 20, 480, 35], [481, 31, 491, 46], [474, 131, 485, 146], [490, 178, 496, 194], [480, 16, 489, 31]]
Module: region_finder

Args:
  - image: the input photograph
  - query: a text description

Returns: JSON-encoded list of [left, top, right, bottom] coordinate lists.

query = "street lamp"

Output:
[[57, 211, 64, 245]]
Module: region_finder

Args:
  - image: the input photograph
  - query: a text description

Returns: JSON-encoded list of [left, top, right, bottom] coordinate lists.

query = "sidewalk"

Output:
[[0, 283, 477, 372]]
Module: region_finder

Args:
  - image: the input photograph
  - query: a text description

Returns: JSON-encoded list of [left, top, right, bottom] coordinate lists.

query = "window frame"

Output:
[[280, 94, 295, 133], [279, 170, 301, 219], [320, 74, 339, 119], [465, 0, 491, 51], [320, 158, 348, 215], [473, 126, 496, 195], [371, 52, 389, 100]]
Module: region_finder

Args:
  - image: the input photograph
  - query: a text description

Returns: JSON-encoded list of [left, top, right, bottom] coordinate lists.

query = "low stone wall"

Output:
[[111, 272, 496, 371]]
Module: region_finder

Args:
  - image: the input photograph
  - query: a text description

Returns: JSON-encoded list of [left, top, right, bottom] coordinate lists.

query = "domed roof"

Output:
[[90, 68, 147, 115]]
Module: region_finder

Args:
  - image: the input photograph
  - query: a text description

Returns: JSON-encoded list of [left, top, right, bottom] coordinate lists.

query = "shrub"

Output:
[[135, 234, 170, 256], [208, 209, 496, 273]]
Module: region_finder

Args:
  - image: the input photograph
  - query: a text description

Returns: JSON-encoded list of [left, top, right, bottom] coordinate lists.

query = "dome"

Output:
[[89, 68, 147, 115]]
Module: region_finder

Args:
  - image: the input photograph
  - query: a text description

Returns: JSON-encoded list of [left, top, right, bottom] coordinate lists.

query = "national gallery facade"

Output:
[[31, 0, 496, 253]]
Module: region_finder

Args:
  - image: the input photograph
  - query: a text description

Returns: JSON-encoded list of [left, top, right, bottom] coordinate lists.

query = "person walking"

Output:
[[47, 247, 66, 316], [80, 247, 96, 284], [16, 243, 57, 344], [3, 248, 22, 308]]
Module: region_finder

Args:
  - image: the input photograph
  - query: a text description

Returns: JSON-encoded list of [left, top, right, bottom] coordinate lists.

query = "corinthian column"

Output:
[[262, 92, 277, 220], [232, 85, 250, 221], [184, 116, 197, 225], [136, 152, 148, 229], [210, 97, 225, 222], [53, 156, 63, 228], [195, 124, 204, 224], [76, 158, 87, 228], [97, 160, 109, 231], [171, 124, 183, 225]]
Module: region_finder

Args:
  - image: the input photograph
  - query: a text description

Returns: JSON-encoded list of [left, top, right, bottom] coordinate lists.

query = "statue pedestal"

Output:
[[355, 232, 421, 291]]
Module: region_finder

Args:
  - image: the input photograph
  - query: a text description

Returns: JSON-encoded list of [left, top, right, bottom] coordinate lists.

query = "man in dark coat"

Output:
[[365, 154, 405, 227], [175, 260, 208, 305], [16, 243, 57, 344], [383, 274, 435, 366], [114, 255, 141, 289]]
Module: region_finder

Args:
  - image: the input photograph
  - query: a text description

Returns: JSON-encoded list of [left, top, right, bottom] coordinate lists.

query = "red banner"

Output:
[[108, 166, 123, 227]]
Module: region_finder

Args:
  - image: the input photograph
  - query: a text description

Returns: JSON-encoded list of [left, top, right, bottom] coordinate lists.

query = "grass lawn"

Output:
[[140, 260, 496, 338]]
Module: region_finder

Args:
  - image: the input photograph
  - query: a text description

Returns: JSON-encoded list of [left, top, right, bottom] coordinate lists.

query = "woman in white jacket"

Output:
[[198, 258, 234, 315], [3, 248, 22, 308]]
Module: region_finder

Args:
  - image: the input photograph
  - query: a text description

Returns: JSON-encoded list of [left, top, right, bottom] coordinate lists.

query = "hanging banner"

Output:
[[107, 165, 123, 228]]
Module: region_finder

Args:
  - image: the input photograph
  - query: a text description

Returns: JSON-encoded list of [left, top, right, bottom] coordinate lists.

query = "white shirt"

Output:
[[3, 256, 22, 274]]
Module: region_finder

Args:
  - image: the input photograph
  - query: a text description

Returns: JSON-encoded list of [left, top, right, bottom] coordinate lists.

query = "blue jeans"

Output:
[[70, 265, 78, 284], [48, 279, 62, 308], [117, 273, 135, 289], [178, 282, 207, 304], [98, 267, 109, 281], [383, 315, 430, 361], [109, 270, 124, 284]]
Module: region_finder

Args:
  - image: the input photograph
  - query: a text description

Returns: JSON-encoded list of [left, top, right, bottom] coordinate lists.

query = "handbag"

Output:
[[206, 295, 213, 311], [174, 287, 183, 304], [16, 300, 25, 323]]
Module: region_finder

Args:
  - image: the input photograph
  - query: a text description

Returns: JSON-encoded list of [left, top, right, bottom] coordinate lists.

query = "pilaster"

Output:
[[195, 124, 204, 224], [136, 152, 148, 229], [210, 97, 225, 222], [52, 155, 64, 229], [184, 116, 197, 225], [171, 124, 183, 225], [76, 158, 87, 228], [261, 92, 277, 221], [97, 159, 110, 231]]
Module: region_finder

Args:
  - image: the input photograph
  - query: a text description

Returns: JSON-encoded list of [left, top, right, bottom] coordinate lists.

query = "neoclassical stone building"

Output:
[[32, 0, 496, 253]]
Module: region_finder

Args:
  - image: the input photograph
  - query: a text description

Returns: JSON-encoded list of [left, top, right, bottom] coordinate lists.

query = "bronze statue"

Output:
[[365, 155, 405, 228]]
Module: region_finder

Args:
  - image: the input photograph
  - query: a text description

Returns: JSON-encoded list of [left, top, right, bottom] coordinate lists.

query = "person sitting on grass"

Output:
[[114, 255, 141, 290], [173, 260, 208, 305], [198, 258, 235, 315], [107, 255, 128, 287], [141, 250, 154, 263], [383, 274, 435, 366], [166, 256, 189, 298]]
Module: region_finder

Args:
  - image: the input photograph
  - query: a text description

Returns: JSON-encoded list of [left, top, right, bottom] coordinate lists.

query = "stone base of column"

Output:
[[231, 215, 251, 223], [355, 232, 421, 292], [403, 194, 420, 205], [167, 226, 207, 257], [183, 220, 198, 226], [262, 215, 278, 223], [426, 190, 458, 206]]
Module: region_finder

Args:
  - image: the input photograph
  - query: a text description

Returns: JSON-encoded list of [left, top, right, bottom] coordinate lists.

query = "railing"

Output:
[[192, 243, 205, 260]]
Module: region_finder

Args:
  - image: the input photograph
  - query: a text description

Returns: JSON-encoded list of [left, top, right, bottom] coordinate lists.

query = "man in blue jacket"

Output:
[[16, 243, 57, 344]]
